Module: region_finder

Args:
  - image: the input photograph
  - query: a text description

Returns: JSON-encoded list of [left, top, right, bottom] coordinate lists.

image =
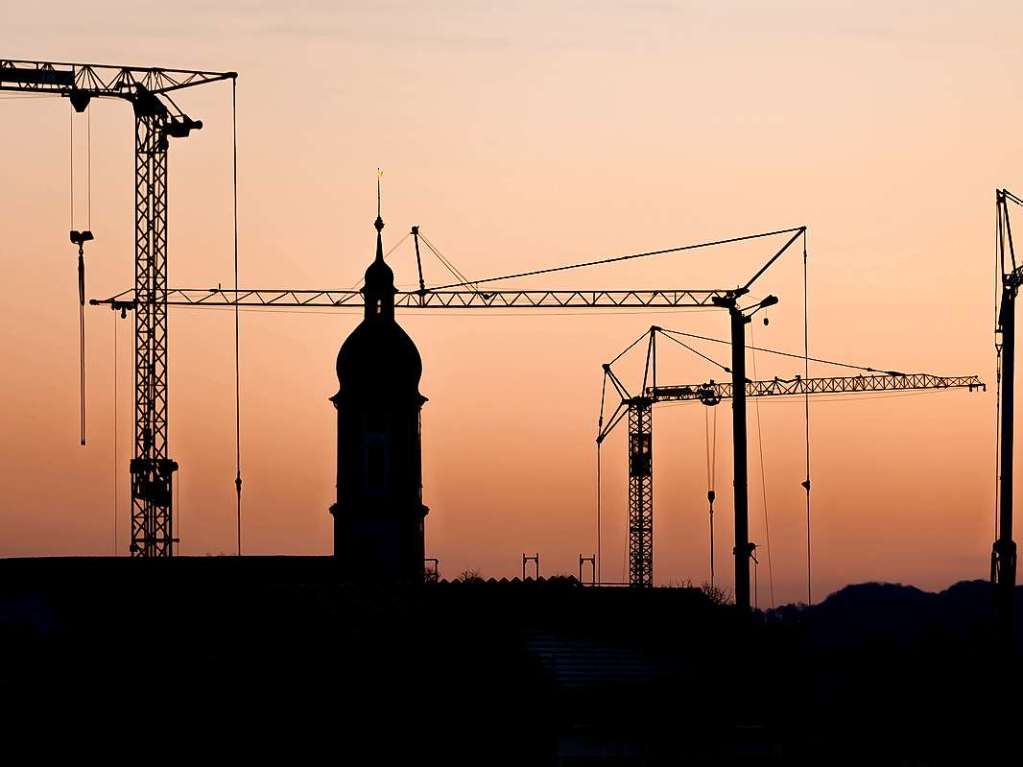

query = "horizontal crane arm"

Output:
[[648, 373, 985, 403], [0, 59, 235, 97], [598, 372, 984, 444], [91, 287, 737, 309]]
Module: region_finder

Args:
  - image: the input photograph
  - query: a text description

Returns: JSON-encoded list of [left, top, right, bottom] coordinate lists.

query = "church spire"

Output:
[[364, 169, 395, 320], [374, 168, 384, 263]]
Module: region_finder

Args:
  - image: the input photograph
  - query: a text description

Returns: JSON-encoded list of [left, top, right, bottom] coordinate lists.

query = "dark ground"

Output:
[[0, 556, 1018, 764]]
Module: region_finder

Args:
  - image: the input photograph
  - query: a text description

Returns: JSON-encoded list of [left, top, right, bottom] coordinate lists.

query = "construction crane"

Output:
[[93, 226, 804, 310], [993, 189, 1023, 636], [89, 221, 808, 552], [597, 326, 984, 598], [1, 59, 236, 557]]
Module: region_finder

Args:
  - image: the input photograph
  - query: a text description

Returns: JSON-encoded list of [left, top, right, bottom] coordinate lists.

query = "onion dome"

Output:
[[335, 213, 422, 401]]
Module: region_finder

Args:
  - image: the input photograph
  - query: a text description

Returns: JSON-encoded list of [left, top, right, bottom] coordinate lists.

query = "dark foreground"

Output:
[[0, 556, 1018, 764]]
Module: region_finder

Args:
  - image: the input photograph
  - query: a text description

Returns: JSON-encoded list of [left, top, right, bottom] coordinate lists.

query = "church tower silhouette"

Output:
[[330, 192, 428, 581]]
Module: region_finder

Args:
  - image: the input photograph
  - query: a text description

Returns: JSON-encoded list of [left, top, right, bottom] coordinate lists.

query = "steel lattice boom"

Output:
[[91, 287, 736, 309], [2, 58, 235, 557], [649, 373, 985, 404], [0, 59, 234, 99]]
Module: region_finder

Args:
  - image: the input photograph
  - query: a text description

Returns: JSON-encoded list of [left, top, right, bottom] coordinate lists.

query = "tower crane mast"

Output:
[[1, 59, 236, 557], [598, 327, 984, 593], [993, 188, 1023, 636]]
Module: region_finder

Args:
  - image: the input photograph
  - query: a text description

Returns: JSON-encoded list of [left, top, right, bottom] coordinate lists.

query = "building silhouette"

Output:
[[330, 211, 428, 580]]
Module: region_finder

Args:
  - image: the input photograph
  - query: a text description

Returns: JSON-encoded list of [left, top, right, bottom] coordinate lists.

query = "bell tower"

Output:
[[330, 185, 428, 581]]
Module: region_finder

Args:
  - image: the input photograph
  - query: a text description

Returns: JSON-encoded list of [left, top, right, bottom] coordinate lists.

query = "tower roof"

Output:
[[363, 212, 394, 302], [335, 199, 422, 400]]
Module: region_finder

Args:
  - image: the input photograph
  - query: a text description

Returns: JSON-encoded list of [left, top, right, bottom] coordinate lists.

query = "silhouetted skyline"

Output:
[[0, 2, 1018, 605]]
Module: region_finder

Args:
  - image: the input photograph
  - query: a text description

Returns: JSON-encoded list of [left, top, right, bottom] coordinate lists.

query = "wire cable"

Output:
[[658, 327, 923, 377], [597, 374, 607, 585], [705, 405, 717, 587], [176, 468, 181, 557], [231, 77, 242, 556], [750, 321, 775, 607], [608, 329, 653, 369], [79, 249, 86, 446], [597, 441, 602, 586], [69, 109, 73, 230], [113, 311, 118, 555], [87, 106, 91, 229], [658, 330, 730, 373], [802, 233, 812, 605], [430, 226, 806, 290], [419, 233, 479, 291]]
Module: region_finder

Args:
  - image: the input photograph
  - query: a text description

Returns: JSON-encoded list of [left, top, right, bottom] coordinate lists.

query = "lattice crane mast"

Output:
[[597, 326, 984, 591], [1, 59, 236, 557]]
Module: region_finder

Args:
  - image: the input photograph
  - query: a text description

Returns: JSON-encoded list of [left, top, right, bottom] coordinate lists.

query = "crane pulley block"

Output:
[[69, 229, 93, 247]]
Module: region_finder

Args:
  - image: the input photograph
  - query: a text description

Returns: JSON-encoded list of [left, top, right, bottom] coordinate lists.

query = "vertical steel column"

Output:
[[129, 113, 176, 557], [995, 283, 1017, 632], [628, 399, 654, 587], [730, 305, 753, 614], [993, 189, 1018, 639]]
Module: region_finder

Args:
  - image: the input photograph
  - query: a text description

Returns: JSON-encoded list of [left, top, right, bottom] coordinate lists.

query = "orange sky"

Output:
[[1, 2, 1021, 604]]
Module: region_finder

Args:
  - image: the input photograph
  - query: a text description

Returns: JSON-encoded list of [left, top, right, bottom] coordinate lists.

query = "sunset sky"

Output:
[[2, 1, 1021, 605]]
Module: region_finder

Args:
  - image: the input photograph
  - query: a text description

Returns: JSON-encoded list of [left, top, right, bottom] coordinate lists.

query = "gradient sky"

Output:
[[2, 1, 1021, 604]]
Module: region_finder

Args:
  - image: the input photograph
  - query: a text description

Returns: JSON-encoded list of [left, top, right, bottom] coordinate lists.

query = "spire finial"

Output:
[[375, 168, 384, 233], [374, 169, 385, 262]]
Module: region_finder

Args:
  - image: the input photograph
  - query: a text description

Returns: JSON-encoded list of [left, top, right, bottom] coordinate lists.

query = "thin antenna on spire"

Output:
[[374, 168, 385, 236]]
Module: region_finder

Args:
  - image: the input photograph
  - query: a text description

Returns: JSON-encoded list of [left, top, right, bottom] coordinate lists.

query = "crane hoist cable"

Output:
[[70, 107, 93, 446], [751, 549, 760, 610], [597, 373, 607, 585], [232, 78, 242, 556], [704, 404, 717, 588], [802, 234, 812, 605], [112, 310, 118, 555], [749, 321, 775, 608], [175, 468, 182, 556]]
